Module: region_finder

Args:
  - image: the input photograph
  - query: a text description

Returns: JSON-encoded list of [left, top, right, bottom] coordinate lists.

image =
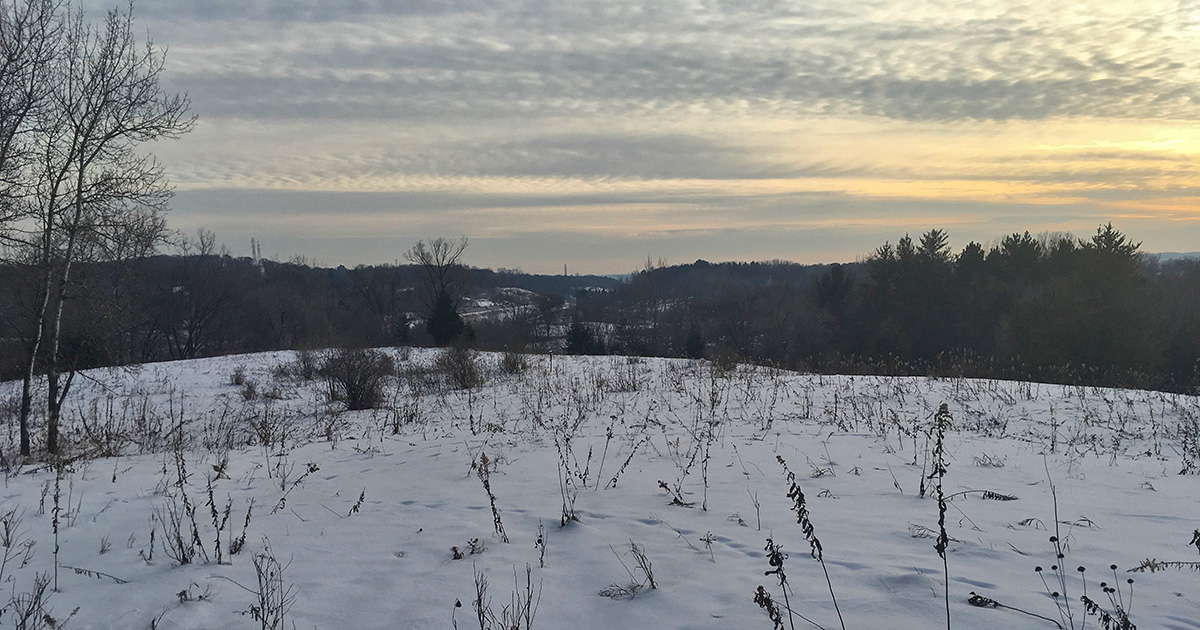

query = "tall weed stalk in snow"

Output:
[[628, 541, 657, 590], [51, 469, 60, 592], [553, 432, 583, 526], [218, 539, 296, 630], [229, 499, 254, 556], [155, 448, 208, 565], [776, 455, 846, 630], [1018, 467, 1138, 630], [756, 538, 829, 630], [206, 476, 231, 564], [929, 403, 952, 630], [6, 572, 76, 630], [1034, 557, 1138, 630], [476, 452, 508, 543], [604, 435, 649, 490], [535, 521, 547, 568], [658, 430, 702, 507], [248, 542, 296, 630], [464, 563, 541, 630], [270, 459, 319, 515], [600, 541, 658, 599], [156, 491, 204, 565], [698, 415, 716, 511], [0, 507, 32, 587]]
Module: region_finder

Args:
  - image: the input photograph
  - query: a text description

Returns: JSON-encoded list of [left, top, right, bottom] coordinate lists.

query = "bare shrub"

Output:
[[74, 395, 134, 457], [386, 394, 423, 434], [247, 404, 296, 450], [200, 403, 242, 453], [319, 348, 395, 410], [272, 350, 321, 382], [709, 344, 741, 374], [601, 541, 657, 599], [0, 507, 32, 586], [466, 564, 540, 630], [218, 540, 296, 630], [250, 543, 296, 630], [500, 350, 529, 375], [436, 345, 484, 390], [397, 360, 441, 396], [6, 572, 69, 630], [155, 491, 206, 566]]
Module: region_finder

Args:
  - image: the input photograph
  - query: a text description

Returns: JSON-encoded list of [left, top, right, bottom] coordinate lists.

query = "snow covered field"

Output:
[[0, 350, 1197, 629]]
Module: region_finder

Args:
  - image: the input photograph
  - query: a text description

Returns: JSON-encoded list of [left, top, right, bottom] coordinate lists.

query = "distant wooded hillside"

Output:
[[573, 226, 1200, 393], [2, 224, 1197, 393]]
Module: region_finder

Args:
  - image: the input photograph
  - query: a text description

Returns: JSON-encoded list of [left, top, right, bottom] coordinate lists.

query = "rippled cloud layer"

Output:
[[130, 0, 1200, 271]]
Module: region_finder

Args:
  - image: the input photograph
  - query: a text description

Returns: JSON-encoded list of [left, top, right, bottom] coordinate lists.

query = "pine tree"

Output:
[[427, 289, 467, 346]]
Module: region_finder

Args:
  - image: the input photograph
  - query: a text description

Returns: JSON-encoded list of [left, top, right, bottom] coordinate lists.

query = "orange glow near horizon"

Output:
[[159, 113, 1200, 269]]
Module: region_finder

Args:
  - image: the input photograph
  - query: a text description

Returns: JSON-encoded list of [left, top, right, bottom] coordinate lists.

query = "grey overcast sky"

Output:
[[125, 0, 1200, 273]]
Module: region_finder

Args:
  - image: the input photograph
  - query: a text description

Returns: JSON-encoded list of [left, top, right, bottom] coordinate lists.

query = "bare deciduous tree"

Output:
[[0, 0, 60, 219], [404, 236, 469, 306], [350, 264, 413, 345], [5, 1, 193, 456], [405, 237, 470, 346], [149, 229, 236, 360]]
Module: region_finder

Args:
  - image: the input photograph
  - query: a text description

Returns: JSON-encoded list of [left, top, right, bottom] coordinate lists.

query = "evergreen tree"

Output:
[[427, 289, 468, 346], [565, 320, 604, 355], [684, 328, 705, 359]]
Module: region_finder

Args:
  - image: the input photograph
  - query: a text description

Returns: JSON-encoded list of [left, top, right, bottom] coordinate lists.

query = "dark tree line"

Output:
[[2, 222, 1196, 403], [0, 249, 615, 380], [577, 224, 1200, 393]]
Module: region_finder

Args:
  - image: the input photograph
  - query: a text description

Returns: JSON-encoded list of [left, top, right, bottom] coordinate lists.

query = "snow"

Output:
[[0, 350, 1196, 629]]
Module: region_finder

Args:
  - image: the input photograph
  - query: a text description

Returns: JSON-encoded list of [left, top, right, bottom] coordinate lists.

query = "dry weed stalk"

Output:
[[929, 403, 952, 630], [476, 452, 508, 543], [465, 563, 540, 630], [776, 455, 845, 630]]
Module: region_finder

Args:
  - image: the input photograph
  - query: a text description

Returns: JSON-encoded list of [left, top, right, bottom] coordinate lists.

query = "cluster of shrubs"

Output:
[[272, 344, 508, 412]]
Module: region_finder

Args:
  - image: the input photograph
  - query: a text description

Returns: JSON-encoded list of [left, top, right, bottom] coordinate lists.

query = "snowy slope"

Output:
[[0, 350, 1196, 629]]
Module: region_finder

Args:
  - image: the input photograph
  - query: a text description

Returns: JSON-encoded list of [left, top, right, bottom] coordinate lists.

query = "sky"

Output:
[[123, 0, 1200, 273]]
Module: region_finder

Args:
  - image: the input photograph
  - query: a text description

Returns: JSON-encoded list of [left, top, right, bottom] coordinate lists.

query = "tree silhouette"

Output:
[[405, 237, 469, 346], [427, 289, 467, 347], [5, 2, 193, 455]]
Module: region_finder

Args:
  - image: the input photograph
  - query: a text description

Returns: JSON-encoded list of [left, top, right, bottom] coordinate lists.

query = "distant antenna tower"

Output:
[[563, 264, 567, 276]]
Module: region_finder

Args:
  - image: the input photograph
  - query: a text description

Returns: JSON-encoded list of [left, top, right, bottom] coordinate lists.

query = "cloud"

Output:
[[142, 0, 1200, 124], [372, 133, 819, 180], [170, 185, 1199, 272], [116, 0, 1200, 271]]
